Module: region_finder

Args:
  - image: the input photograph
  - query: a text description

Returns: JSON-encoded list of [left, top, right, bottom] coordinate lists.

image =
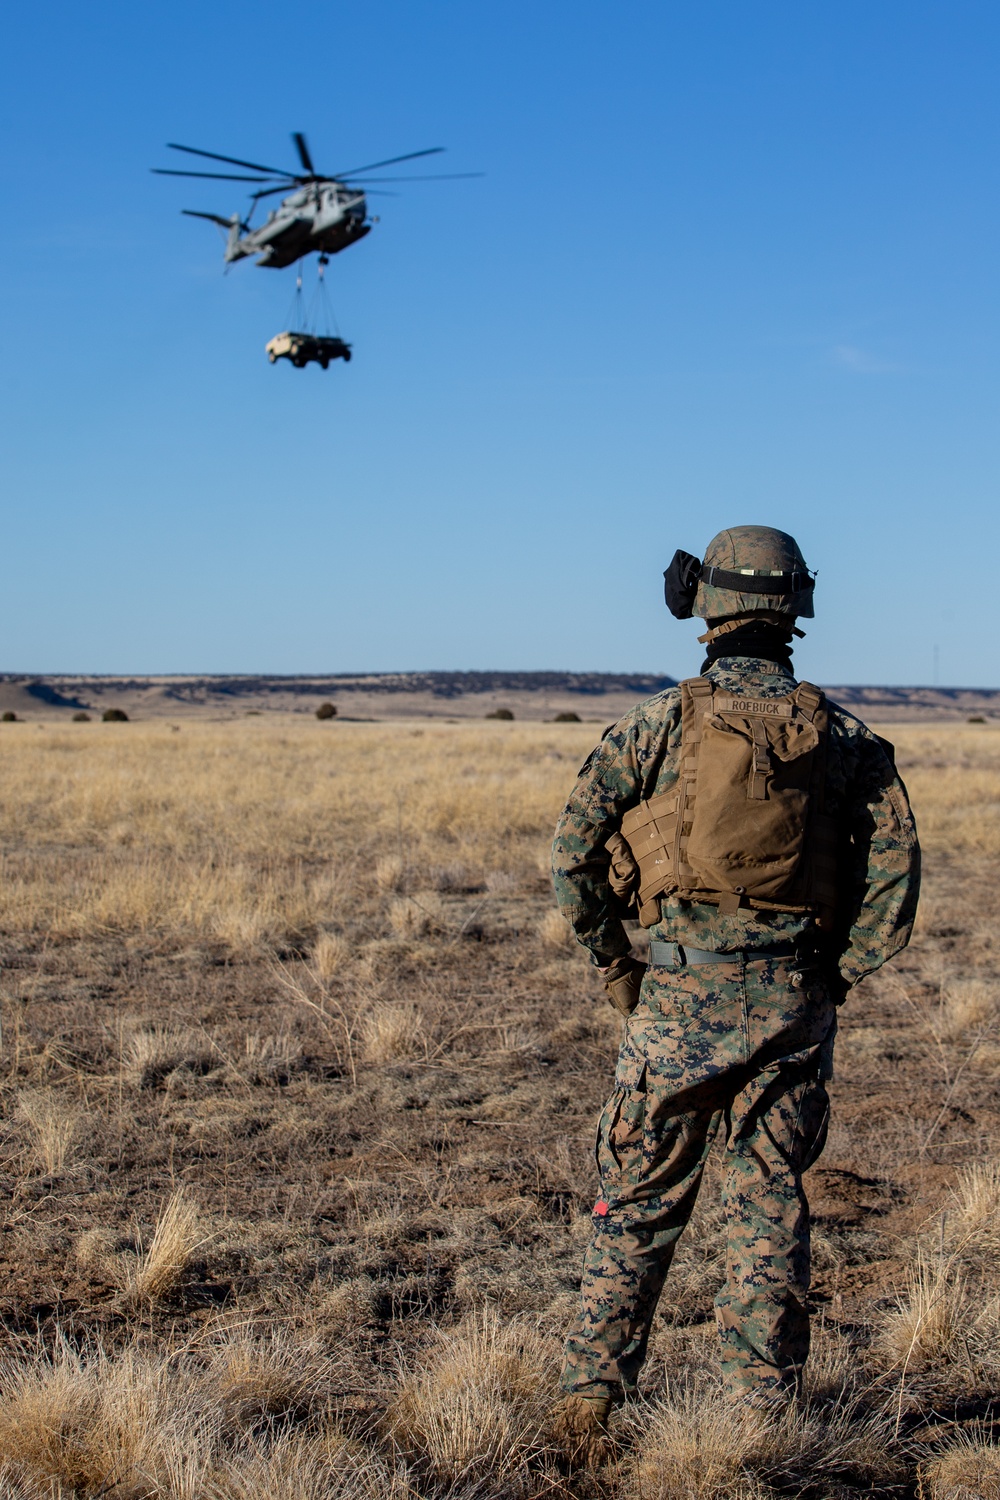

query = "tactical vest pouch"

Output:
[[620, 792, 681, 924], [619, 677, 840, 928], [684, 707, 818, 901]]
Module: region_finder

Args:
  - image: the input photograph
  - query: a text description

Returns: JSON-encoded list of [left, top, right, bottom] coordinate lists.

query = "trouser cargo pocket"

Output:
[[596, 1068, 647, 1197]]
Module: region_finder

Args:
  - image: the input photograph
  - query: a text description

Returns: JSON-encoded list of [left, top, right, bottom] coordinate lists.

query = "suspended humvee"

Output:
[[266, 331, 352, 369]]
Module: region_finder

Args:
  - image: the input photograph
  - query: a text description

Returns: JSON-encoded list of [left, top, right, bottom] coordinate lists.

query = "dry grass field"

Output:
[[0, 716, 998, 1499]]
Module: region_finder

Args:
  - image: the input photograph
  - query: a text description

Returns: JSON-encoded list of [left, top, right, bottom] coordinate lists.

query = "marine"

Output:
[[551, 525, 920, 1439]]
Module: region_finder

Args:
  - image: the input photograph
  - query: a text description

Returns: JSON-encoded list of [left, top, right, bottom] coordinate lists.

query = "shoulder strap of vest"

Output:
[[680, 677, 715, 763], [793, 681, 825, 721]]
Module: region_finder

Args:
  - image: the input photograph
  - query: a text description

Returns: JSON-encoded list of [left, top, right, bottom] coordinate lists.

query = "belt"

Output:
[[647, 939, 802, 968]]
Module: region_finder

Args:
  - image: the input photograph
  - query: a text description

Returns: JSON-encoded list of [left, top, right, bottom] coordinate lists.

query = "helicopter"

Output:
[[152, 132, 480, 269]]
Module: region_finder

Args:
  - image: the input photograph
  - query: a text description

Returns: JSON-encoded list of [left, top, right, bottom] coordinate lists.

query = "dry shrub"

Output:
[[622, 1383, 901, 1500], [375, 854, 405, 893], [207, 1430, 412, 1500], [242, 1031, 303, 1085], [207, 1327, 331, 1432], [124, 1190, 205, 1304], [538, 907, 574, 952], [938, 978, 1000, 1042], [313, 1276, 377, 1336], [387, 894, 445, 938], [361, 1002, 424, 1065], [951, 1156, 1000, 1247], [920, 1429, 1000, 1499], [17, 1089, 84, 1175], [803, 1321, 861, 1401], [313, 930, 349, 979], [877, 1252, 970, 1374], [0, 1341, 209, 1497], [0, 1341, 403, 1500], [624, 1388, 773, 1500], [122, 1025, 216, 1088], [385, 1309, 557, 1492]]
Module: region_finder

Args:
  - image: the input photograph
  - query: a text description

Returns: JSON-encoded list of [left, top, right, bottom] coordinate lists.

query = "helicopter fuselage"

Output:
[[227, 181, 370, 267]]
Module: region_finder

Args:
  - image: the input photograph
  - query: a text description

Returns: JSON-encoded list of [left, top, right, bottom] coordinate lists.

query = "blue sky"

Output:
[[3, 1, 998, 685]]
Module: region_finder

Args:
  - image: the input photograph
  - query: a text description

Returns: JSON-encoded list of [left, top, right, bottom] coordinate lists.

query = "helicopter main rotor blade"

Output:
[[292, 132, 316, 175], [182, 209, 240, 227], [167, 142, 294, 176], [249, 184, 295, 202], [341, 172, 485, 182], [153, 169, 280, 182], [330, 146, 445, 177]]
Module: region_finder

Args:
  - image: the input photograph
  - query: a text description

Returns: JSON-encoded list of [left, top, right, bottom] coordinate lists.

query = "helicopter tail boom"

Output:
[[181, 210, 248, 262]]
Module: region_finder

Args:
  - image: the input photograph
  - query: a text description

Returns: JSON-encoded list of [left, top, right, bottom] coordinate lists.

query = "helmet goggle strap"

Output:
[[700, 564, 816, 594]]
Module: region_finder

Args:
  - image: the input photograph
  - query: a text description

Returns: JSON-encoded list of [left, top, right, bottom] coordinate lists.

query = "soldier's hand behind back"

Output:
[[603, 955, 647, 1017]]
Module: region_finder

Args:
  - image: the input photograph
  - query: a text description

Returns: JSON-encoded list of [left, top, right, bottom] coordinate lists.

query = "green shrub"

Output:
[[553, 711, 581, 722], [485, 708, 514, 720], [968, 715, 987, 724], [316, 702, 338, 720], [102, 708, 129, 723], [72, 712, 92, 722], [1, 711, 18, 722]]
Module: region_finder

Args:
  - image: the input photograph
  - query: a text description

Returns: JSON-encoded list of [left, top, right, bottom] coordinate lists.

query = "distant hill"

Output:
[[0, 671, 997, 723]]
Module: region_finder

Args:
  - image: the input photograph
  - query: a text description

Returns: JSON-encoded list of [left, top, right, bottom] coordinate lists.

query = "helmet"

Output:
[[691, 525, 814, 620]]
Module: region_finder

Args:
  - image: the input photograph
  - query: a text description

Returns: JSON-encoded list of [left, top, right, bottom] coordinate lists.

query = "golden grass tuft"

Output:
[[361, 1002, 424, 1065], [951, 1156, 1000, 1243], [17, 1088, 84, 1175], [938, 978, 1000, 1042], [877, 1252, 970, 1374], [622, 1384, 901, 1500], [387, 893, 445, 938], [385, 1309, 557, 1492], [122, 1025, 216, 1087], [539, 907, 575, 951], [242, 1030, 303, 1085], [208, 1326, 329, 1431], [375, 854, 406, 893], [312, 929, 349, 978], [206, 1430, 412, 1500], [919, 1429, 1000, 1499], [0, 1342, 206, 1497], [124, 1190, 205, 1304], [0, 1340, 406, 1500]]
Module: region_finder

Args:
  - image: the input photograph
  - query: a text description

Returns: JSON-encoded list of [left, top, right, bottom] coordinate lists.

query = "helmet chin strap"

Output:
[[697, 611, 806, 645]]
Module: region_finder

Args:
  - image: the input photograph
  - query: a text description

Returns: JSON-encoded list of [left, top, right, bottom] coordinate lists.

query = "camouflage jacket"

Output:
[[552, 657, 920, 989]]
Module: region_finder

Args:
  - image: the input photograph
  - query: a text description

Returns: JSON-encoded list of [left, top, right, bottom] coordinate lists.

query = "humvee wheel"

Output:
[[343, 350, 352, 362]]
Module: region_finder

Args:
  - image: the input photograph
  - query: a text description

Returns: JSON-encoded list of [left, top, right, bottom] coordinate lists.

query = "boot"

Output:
[[551, 1389, 614, 1465]]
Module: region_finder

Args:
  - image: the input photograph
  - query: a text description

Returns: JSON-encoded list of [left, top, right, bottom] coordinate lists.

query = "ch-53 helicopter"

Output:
[[152, 132, 480, 269]]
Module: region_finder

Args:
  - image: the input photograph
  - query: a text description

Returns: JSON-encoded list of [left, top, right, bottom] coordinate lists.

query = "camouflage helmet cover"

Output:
[[693, 525, 815, 620]]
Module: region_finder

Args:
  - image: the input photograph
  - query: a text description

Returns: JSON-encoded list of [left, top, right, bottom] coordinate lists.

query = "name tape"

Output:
[[714, 697, 794, 717]]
